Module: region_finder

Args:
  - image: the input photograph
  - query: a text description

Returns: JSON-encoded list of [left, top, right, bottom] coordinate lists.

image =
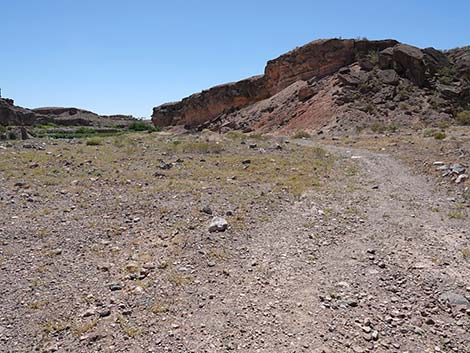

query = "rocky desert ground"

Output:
[[0, 126, 469, 353], [1, 37, 469, 353]]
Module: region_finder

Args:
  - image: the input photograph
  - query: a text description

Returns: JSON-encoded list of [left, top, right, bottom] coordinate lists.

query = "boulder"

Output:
[[298, 85, 316, 101], [447, 46, 470, 81], [377, 69, 400, 86], [392, 44, 426, 86], [437, 83, 462, 98], [423, 47, 450, 74], [378, 47, 395, 70], [338, 71, 369, 86], [358, 58, 375, 71]]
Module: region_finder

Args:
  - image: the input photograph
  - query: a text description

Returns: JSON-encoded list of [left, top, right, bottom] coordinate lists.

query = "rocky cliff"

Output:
[[0, 99, 52, 126], [152, 39, 470, 134], [0, 99, 137, 127]]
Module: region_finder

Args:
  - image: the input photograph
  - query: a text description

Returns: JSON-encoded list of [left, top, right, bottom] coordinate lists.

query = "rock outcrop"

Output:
[[151, 38, 469, 134], [0, 99, 52, 126], [0, 99, 137, 127], [152, 39, 398, 128], [153, 75, 269, 127]]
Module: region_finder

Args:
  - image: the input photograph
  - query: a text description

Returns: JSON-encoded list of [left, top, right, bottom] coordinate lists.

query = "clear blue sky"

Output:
[[2, 0, 469, 118]]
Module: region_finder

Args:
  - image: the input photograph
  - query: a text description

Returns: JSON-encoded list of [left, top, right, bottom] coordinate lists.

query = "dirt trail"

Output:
[[181, 144, 469, 352]]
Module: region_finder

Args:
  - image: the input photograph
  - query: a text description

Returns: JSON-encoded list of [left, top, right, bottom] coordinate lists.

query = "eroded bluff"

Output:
[[152, 39, 398, 128]]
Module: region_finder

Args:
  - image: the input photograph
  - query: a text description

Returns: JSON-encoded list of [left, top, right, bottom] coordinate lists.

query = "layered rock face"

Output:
[[153, 75, 269, 127], [152, 39, 399, 128], [0, 99, 137, 127], [0, 99, 52, 126]]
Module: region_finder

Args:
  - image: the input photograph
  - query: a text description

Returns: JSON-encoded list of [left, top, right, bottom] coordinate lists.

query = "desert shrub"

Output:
[[292, 130, 311, 139], [399, 102, 412, 111], [0, 126, 7, 133], [128, 121, 157, 132], [370, 122, 400, 134], [225, 131, 246, 140], [86, 137, 102, 146], [436, 121, 450, 129], [38, 123, 58, 129], [368, 50, 379, 65], [355, 125, 366, 133], [456, 111, 470, 126], [8, 131, 17, 140], [370, 122, 385, 133], [433, 131, 446, 140], [436, 66, 456, 85], [76, 127, 96, 135], [248, 133, 265, 140], [387, 123, 399, 133]]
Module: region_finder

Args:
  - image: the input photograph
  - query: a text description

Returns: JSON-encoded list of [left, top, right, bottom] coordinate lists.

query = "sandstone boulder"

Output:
[[377, 69, 400, 86], [298, 85, 316, 101], [378, 47, 395, 70], [392, 44, 426, 86], [423, 47, 450, 74], [338, 71, 369, 86]]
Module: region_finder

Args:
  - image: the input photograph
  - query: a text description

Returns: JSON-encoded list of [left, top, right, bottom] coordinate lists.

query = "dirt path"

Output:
[[149, 144, 469, 352]]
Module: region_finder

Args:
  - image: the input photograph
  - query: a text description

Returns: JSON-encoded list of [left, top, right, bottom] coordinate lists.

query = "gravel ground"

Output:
[[0, 131, 469, 352]]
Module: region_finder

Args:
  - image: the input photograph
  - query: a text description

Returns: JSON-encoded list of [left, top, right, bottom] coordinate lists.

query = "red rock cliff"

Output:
[[152, 39, 398, 128]]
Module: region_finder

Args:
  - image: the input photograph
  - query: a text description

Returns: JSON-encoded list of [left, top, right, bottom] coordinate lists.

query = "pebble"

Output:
[[202, 206, 213, 215], [208, 217, 228, 232], [109, 283, 123, 291]]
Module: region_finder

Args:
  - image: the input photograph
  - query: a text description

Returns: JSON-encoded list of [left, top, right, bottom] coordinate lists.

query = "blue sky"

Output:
[[2, 0, 470, 117]]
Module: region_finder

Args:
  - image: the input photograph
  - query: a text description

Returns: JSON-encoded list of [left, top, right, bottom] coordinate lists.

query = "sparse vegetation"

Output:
[[116, 314, 141, 337], [74, 318, 99, 335], [433, 131, 446, 140], [436, 66, 457, 85], [151, 303, 169, 315], [292, 130, 311, 139], [370, 122, 399, 133], [128, 121, 158, 132], [368, 50, 379, 65], [448, 211, 466, 219], [172, 140, 223, 154], [86, 137, 102, 146], [456, 111, 470, 126]]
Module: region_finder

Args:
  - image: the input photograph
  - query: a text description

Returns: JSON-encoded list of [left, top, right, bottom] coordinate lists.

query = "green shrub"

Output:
[[86, 137, 102, 146], [436, 121, 450, 129], [436, 67, 456, 85], [368, 50, 379, 65], [0, 126, 7, 133], [433, 131, 446, 140], [38, 123, 58, 129], [8, 131, 17, 140], [128, 121, 157, 132], [456, 111, 470, 126], [370, 122, 400, 134], [76, 127, 96, 135]]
